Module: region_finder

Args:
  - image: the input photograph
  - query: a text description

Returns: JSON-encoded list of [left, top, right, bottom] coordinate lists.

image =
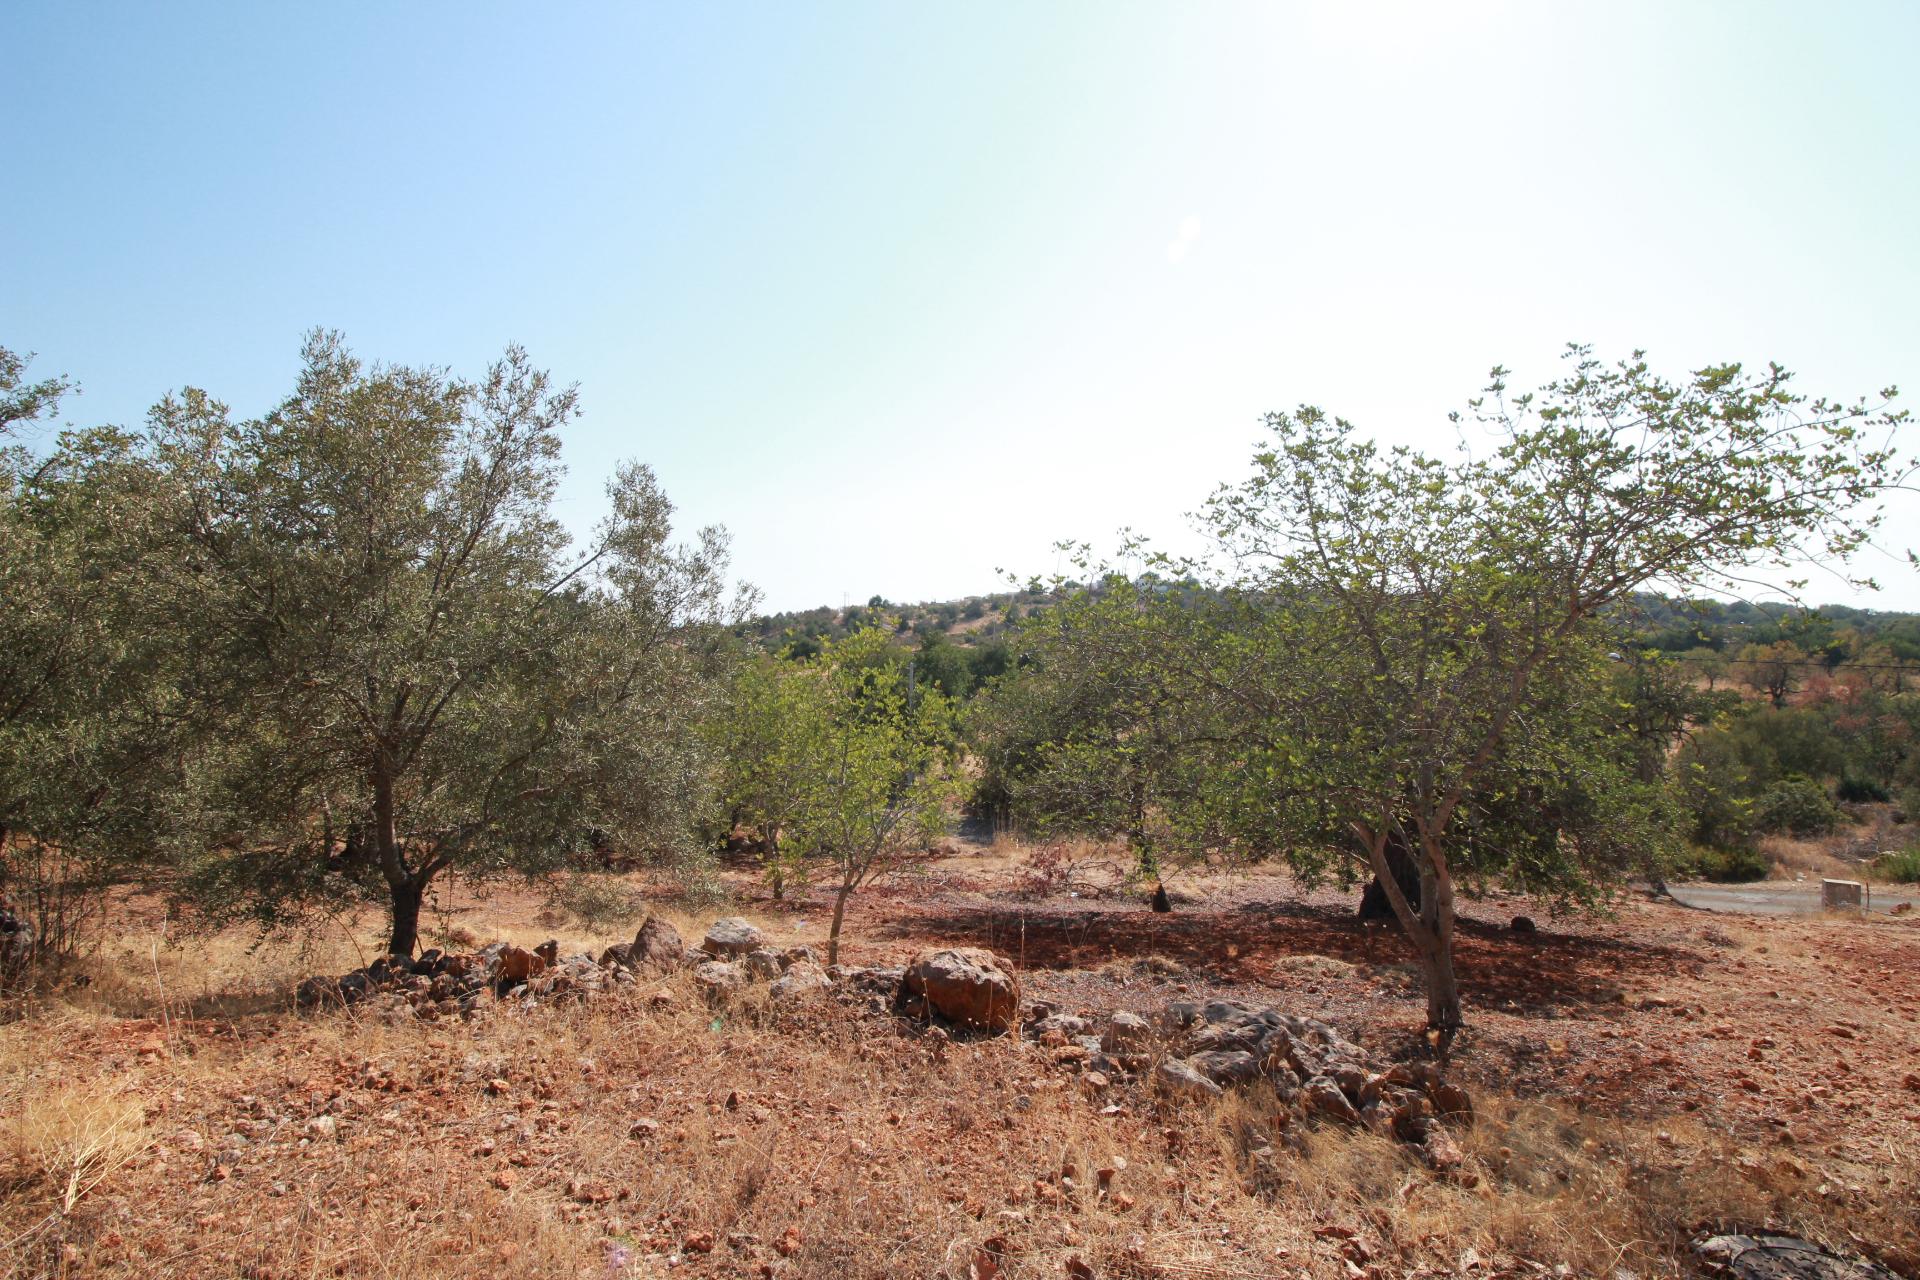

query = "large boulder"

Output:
[[898, 947, 1021, 1034], [632, 916, 688, 970], [701, 917, 765, 958]]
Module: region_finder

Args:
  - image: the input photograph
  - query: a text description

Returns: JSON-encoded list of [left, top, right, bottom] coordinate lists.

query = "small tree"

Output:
[[710, 655, 821, 898], [1196, 347, 1906, 1036], [1735, 640, 1803, 709], [150, 332, 736, 955], [785, 628, 957, 964]]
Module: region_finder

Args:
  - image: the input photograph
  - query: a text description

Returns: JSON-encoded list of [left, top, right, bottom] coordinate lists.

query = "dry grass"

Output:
[[1760, 834, 1860, 881], [3, 876, 1918, 1279]]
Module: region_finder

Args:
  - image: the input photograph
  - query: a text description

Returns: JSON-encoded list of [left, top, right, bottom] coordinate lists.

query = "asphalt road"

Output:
[[1666, 880, 1920, 916]]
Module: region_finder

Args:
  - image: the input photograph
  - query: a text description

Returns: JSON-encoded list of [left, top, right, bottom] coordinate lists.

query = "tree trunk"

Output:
[[388, 876, 424, 958], [1416, 928, 1462, 1038], [1127, 776, 1151, 877], [370, 760, 424, 957], [1363, 822, 1463, 1043], [827, 873, 854, 967], [1414, 826, 1462, 1042]]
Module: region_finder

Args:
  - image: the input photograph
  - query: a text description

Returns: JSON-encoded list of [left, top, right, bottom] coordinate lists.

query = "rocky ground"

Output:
[[2, 854, 1917, 1279]]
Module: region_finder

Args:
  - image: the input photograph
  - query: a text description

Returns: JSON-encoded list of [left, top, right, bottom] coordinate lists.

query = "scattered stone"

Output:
[[769, 961, 832, 1004], [1100, 1011, 1153, 1054], [745, 948, 785, 980], [694, 960, 746, 996], [702, 917, 766, 958], [1188, 1049, 1262, 1086], [1302, 1076, 1362, 1125], [1696, 1233, 1899, 1280], [1154, 1056, 1224, 1100], [899, 948, 1021, 1034]]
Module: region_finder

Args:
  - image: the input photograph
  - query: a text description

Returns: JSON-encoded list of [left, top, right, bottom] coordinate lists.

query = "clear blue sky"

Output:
[[5, 2, 1917, 611]]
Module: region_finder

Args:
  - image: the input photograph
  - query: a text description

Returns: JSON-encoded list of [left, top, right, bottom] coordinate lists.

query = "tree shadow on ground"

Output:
[[867, 897, 1698, 1016]]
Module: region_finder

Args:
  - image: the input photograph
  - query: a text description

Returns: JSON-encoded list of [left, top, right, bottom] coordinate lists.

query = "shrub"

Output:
[[1836, 773, 1891, 804], [1, 840, 114, 986], [543, 874, 648, 933], [1874, 846, 1920, 884], [1685, 843, 1771, 883], [1753, 775, 1840, 836]]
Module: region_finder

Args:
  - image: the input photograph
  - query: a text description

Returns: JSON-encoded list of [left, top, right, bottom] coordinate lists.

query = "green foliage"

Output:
[[1873, 845, 1920, 883], [1752, 775, 1840, 836], [544, 873, 649, 932], [144, 333, 738, 952], [969, 577, 1250, 878], [984, 346, 1906, 1031], [1672, 733, 1758, 852], [717, 627, 958, 959], [1684, 842, 1771, 882], [1, 348, 186, 902]]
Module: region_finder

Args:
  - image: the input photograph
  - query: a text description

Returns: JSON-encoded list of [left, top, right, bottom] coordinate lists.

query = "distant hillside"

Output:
[[1621, 594, 1920, 660], [738, 587, 1059, 654], [737, 587, 1920, 699]]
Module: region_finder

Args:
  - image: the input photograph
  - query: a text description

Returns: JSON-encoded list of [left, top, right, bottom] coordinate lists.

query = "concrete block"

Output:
[[1821, 879, 1864, 911]]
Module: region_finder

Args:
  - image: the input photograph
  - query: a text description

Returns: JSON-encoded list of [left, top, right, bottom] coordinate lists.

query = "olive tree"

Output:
[[1198, 347, 1907, 1036], [151, 332, 737, 955], [1, 349, 190, 963]]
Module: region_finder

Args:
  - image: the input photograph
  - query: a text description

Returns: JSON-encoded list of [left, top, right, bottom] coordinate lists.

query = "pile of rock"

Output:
[[293, 914, 861, 1020], [1027, 997, 1473, 1168], [687, 917, 832, 1004], [293, 930, 1469, 1167], [294, 914, 695, 1021]]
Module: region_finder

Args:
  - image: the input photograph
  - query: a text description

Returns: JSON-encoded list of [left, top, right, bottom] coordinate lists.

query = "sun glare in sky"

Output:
[[4, 1, 1916, 610]]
